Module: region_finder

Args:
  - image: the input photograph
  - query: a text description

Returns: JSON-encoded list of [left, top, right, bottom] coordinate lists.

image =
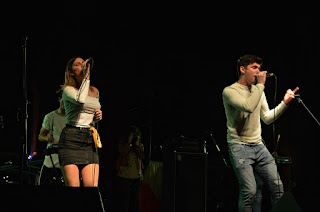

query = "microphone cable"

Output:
[[272, 74, 278, 152], [271, 74, 284, 202]]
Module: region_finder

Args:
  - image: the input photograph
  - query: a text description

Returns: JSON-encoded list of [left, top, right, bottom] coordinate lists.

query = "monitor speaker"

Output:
[[163, 151, 208, 212], [1, 184, 105, 212], [270, 191, 301, 212]]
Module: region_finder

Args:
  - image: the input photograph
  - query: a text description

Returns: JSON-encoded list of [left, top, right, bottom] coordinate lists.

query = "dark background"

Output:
[[1, 2, 319, 210]]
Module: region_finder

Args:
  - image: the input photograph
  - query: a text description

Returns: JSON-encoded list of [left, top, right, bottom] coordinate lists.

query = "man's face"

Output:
[[240, 62, 261, 85]]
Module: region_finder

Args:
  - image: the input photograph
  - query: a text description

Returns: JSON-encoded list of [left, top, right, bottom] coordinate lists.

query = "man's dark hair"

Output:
[[237, 55, 263, 77]]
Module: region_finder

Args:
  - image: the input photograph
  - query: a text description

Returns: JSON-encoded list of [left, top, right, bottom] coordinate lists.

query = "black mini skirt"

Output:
[[58, 125, 99, 166]]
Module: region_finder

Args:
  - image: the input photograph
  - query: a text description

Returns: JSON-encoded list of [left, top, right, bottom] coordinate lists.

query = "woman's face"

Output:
[[129, 131, 141, 144], [70, 57, 85, 82]]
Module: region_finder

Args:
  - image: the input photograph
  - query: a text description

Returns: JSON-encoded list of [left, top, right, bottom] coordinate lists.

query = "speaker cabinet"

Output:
[[163, 151, 208, 212], [1, 184, 105, 212], [271, 191, 301, 212]]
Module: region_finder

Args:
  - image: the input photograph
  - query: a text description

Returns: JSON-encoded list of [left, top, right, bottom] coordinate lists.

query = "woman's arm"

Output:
[[63, 80, 90, 104]]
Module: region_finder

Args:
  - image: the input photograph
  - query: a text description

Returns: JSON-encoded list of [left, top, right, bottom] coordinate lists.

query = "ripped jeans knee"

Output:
[[228, 143, 284, 209]]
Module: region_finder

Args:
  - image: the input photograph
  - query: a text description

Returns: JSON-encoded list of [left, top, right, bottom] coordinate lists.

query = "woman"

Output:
[[115, 125, 145, 212], [58, 57, 102, 187]]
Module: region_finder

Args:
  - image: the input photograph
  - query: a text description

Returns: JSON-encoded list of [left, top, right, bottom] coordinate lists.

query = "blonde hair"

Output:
[[57, 57, 80, 93]]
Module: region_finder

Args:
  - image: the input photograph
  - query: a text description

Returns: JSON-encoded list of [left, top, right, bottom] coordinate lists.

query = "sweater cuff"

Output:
[[281, 100, 289, 107], [256, 83, 265, 90]]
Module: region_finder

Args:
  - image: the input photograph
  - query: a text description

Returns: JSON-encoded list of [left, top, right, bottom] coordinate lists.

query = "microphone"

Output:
[[266, 73, 274, 77], [87, 57, 93, 66], [255, 73, 275, 78], [83, 57, 93, 68], [82, 58, 94, 75]]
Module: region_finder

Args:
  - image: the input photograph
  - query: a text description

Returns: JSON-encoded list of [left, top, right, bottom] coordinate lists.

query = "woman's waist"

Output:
[[66, 113, 94, 128], [118, 168, 142, 179], [60, 125, 94, 145], [65, 124, 91, 130]]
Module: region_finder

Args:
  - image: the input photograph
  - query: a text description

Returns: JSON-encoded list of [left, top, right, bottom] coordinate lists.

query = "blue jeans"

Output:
[[252, 174, 264, 212], [229, 143, 284, 212]]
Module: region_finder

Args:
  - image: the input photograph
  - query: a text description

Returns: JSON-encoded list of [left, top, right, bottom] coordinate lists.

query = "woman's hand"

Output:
[[82, 59, 91, 79], [94, 109, 102, 120]]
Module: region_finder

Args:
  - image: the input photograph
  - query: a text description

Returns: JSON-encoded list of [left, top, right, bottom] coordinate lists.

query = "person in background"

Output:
[[38, 93, 66, 185], [114, 125, 145, 212]]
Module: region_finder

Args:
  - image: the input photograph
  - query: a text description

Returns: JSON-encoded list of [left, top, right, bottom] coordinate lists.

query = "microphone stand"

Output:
[[209, 132, 229, 168], [295, 94, 320, 127], [21, 35, 29, 184]]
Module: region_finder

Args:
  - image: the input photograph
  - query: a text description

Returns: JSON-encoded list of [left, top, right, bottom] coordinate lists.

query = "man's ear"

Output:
[[239, 66, 246, 75]]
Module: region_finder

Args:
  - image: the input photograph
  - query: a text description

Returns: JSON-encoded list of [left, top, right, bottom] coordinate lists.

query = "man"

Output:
[[222, 55, 298, 211], [38, 94, 66, 185]]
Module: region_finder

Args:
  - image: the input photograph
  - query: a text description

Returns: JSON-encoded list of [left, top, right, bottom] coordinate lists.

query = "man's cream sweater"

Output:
[[222, 82, 288, 144]]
